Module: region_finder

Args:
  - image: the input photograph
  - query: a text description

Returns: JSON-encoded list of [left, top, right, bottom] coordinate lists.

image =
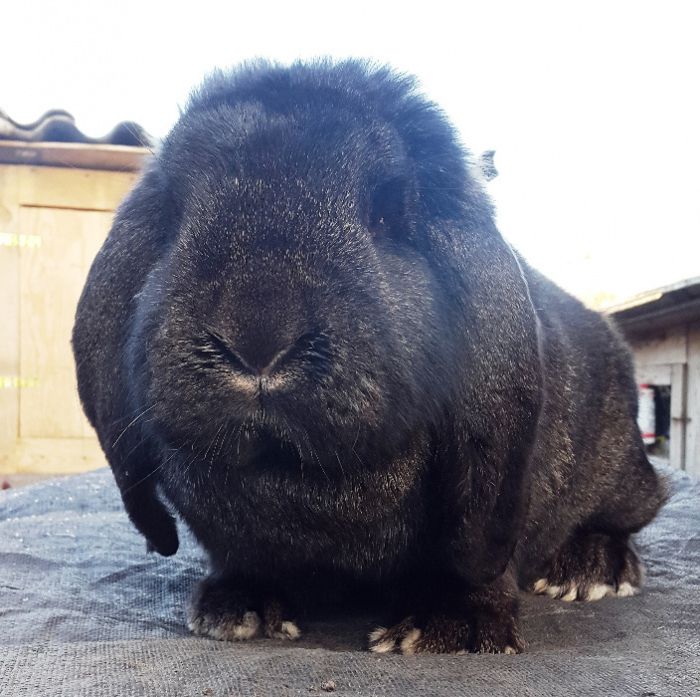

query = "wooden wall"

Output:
[[0, 163, 139, 475]]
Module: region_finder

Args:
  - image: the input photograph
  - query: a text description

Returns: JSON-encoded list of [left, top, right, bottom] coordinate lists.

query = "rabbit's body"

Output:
[[515, 267, 664, 593], [72, 60, 666, 653]]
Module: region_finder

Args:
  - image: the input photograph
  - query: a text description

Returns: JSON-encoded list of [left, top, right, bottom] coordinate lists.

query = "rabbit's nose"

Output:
[[243, 343, 289, 376], [205, 332, 281, 376], [204, 330, 331, 378], [243, 331, 332, 377]]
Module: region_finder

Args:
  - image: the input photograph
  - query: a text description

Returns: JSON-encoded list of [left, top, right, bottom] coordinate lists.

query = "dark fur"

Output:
[[72, 59, 667, 653]]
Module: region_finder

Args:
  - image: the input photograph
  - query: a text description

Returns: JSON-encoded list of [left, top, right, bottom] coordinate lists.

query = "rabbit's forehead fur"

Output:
[[139, 61, 488, 471]]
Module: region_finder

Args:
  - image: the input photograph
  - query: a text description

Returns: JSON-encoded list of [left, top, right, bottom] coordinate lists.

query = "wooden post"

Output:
[[686, 323, 700, 477], [670, 362, 688, 471]]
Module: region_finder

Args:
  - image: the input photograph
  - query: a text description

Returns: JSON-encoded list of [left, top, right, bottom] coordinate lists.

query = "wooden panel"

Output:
[[0, 166, 21, 453], [0, 161, 134, 475], [19, 206, 114, 440], [17, 165, 137, 210], [635, 363, 672, 386], [686, 323, 700, 477], [628, 328, 688, 366], [0, 437, 106, 475]]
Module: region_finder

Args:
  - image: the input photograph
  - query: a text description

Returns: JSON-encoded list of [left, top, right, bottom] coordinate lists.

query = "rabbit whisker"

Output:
[[204, 422, 226, 479], [334, 449, 346, 478], [112, 404, 157, 448], [294, 428, 330, 484], [121, 440, 189, 496]]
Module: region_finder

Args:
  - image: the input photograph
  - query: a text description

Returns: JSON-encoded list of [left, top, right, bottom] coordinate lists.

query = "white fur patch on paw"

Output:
[[615, 581, 639, 598], [533, 579, 596, 602], [368, 627, 395, 654], [268, 620, 301, 641], [188, 610, 261, 641], [560, 586, 578, 602], [504, 645, 517, 655], [545, 584, 563, 599], [399, 628, 422, 655], [585, 583, 614, 601], [532, 578, 549, 594], [533, 578, 568, 599], [532, 578, 639, 602], [368, 627, 387, 644]]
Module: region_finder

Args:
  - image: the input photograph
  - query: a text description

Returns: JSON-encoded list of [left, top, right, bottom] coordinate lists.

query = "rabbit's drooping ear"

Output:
[[128, 487, 178, 556], [109, 447, 179, 557], [73, 162, 179, 556], [438, 235, 543, 586]]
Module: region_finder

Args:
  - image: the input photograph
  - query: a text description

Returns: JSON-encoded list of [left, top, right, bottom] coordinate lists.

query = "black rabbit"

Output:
[[72, 59, 667, 654]]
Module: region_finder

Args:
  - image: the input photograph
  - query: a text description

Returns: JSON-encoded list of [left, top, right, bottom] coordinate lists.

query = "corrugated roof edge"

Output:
[[0, 108, 155, 148], [605, 277, 700, 316]]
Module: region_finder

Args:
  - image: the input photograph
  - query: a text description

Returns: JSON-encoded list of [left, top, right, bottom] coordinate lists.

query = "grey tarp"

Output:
[[0, 467, 698, 697]]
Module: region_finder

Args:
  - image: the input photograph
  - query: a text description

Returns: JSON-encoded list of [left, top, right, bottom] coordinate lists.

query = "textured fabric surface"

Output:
[[0, 467, 698, 696]]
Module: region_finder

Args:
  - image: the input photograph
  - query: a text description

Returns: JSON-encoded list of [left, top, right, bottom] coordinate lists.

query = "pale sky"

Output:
[[2, 1, 698, 307]]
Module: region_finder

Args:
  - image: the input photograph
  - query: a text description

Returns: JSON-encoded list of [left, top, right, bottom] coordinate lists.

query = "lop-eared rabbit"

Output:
[[72, 60, 666, 654]]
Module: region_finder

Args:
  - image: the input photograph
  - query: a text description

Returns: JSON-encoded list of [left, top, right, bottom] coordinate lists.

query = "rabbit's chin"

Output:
[[161, 416, 342, 475], [229, 423, 305, 472]]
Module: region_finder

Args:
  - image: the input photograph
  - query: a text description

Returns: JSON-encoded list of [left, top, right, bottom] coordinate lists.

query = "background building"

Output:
[[607, 278, 700, 476]]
